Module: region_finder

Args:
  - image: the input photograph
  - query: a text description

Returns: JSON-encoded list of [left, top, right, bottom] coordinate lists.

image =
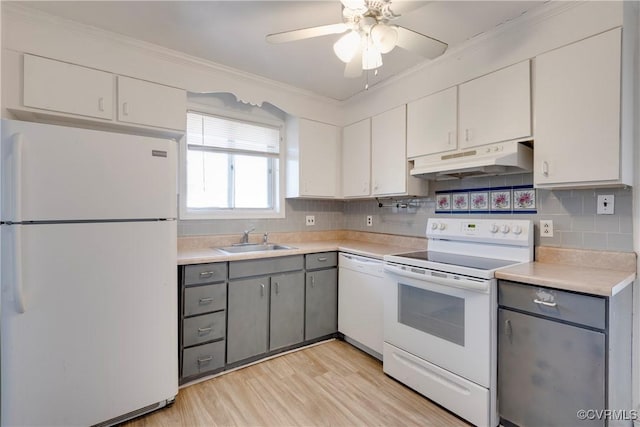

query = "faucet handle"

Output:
[[263, 232, 269, 244]]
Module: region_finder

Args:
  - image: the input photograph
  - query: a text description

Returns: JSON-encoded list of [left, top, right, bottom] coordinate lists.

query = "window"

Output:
[[181, 111, 284, 219]]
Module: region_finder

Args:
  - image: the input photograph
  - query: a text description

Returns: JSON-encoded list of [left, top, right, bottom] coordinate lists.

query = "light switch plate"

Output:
[[540, 220, 553, 237], [597, 195, 614, 215]]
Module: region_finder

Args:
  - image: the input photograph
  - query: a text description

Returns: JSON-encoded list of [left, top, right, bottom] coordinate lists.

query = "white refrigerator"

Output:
[[0, 120, 178, 426]]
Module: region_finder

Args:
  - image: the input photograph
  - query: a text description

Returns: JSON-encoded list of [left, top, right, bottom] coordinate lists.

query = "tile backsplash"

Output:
[[180, 173, 633, 253]]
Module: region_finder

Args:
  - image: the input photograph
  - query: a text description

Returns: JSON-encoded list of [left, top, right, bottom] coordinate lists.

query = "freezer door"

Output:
[[1, 120, 176, 222], [1, 221, 178, 426]]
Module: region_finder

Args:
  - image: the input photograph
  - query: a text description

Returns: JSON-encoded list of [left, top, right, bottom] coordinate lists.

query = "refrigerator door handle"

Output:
[[11, 133, 24, 222], [12, 226, 26, 313]]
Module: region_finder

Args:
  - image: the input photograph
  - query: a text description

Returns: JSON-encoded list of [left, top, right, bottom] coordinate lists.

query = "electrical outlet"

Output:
[[366, 215, 373, 227], [305, 215, 315, 226], [597, 195, 615, 215], [540, 220, 553, 237]]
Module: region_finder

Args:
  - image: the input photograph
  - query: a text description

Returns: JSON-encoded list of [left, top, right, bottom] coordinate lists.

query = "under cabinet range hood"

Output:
[[410, 141, 533, 180]]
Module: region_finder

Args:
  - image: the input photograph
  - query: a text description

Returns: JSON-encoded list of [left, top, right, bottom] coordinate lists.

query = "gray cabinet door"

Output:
[[270, 271, 305, 351], [227, 277, 269, 364], [305, 268, 338, 341], [498, 308, 605, 427]]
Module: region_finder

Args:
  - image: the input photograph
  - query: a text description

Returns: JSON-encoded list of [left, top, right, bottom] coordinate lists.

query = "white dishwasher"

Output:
[[338, 253, 386, 359]]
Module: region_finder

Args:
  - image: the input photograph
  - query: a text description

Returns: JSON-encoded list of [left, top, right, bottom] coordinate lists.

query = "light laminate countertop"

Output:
[[178, 239, 420, 265]]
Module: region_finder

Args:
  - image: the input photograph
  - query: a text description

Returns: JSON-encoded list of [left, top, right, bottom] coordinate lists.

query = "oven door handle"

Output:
[[383, 263, 490, 293]]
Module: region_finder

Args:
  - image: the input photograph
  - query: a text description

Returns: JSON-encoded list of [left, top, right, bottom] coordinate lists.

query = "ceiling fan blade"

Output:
[[394, 26, 447, 59], [266, 23, 348, 44], [344, 48, 363, 78]]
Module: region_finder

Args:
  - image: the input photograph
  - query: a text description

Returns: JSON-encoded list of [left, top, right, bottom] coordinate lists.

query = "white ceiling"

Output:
[[14, 1, 547, 101]]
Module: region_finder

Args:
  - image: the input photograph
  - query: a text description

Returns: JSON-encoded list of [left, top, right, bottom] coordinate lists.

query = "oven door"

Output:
[[383, 263, 496, 387]]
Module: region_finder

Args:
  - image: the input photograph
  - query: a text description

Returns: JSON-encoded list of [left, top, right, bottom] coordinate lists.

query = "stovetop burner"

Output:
[[393, 251, 521, 271]]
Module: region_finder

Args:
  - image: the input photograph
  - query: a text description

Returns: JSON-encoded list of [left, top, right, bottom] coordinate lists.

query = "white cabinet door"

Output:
[[458, 60, 531, 149], [534, 28, 622, 187], [371, 105, 407, 196], [23, 54, 113, 120], [342, 119, 371, 198], [407, 87, 457, 158], [287, 118, 340, 198], [117, 76, 186, 131]]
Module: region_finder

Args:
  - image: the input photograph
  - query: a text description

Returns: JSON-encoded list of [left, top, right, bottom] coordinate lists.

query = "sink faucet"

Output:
[[240, 227, 255, 244], [263, 232, 269, 244]]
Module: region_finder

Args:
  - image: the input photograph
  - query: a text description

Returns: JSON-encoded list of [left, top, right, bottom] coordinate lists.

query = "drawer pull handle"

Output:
[[197, 356, 213, 364], [199, 297, 214, 304], [98, 97, 105, 112], [122, 102, 129, 116], [199, 271, 215, 278], [310, 276, 315, 287], [317, 257, 328, 262], [260, 283, 265, 298], [197, 327, 212, 334], [275, 282, 279, 295], [533, 299, 557, 307], [504, 319, 512, 339]]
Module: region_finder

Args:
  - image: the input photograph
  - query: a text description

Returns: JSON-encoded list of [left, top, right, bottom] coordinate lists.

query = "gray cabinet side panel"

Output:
[[608, 284, 633, 425], [305, 268, 338, 341], [227, 277, 269, 364], [498, 308, 605, 427], [269, 271, 305, 351]]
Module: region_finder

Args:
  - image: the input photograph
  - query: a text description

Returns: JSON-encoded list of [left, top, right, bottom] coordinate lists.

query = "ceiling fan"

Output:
[[266, 0, 448, 78]]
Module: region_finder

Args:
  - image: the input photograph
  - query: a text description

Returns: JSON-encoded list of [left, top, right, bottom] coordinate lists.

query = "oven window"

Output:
[[398, 284, 465, 346]]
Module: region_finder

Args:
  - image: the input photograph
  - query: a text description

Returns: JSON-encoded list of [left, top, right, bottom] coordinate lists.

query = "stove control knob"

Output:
[[500, 225, 511, 234], [512, 225, 523, 235], [438, 223, 447, 231], [489, 224, 499, 233], [431, 222, 439, 230]]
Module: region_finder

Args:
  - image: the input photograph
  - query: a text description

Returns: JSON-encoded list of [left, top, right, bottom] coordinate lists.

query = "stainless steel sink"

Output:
[[217, 243, 296, 254]]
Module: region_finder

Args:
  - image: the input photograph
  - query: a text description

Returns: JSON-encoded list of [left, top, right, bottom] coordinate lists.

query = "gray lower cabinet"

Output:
[[270, 271, 305, 351], [179, 262, 228, 383], [498, 280, 633, 427], [227, 277, 270, 364], [305, 253, 338, 341]]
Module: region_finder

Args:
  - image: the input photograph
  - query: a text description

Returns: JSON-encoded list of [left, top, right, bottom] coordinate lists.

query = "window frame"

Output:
[[179, 105, 286, 220]]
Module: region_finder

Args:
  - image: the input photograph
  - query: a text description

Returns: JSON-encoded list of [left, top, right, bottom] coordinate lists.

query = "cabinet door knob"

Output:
[[260, 283, 265, 298], [274, 282, 279, 295], [504, 319, 512, 342], [448, 131, 453, 145], [122, 102, 129, 116], [98, 97, 105, 112], [465, 129, 471, 142], [310, 276, 315, 287]]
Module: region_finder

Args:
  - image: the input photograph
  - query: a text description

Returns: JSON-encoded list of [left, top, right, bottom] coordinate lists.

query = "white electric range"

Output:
[[383, 218, 533, 427]]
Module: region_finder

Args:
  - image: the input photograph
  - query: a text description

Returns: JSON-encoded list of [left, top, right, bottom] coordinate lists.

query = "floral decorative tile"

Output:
[[451, 193, 469, 212], [513, 188, 536, 211], [436, 194, 451, 212], [490, 190, 511, 211], [469, 191, 489, 212]]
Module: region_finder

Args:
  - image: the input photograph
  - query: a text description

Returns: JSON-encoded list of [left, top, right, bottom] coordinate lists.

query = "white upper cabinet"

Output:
[[371, 105, 427, 197], [534, 28, 629, 188], [458, 60, 531, 149], [342, 118, 371, 198], [407, 86, 457, 158], [286, 117, 340, 198], [20, 54, 186, 135], [24, 54, 114, 120], [117, 76, 186, 131]]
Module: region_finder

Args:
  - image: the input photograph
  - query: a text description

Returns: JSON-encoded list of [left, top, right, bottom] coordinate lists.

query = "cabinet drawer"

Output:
[[498, 280, 606, 330], [182, 340, 225, 378], [184, 283, 226, 316], [229, 255, 303, 279], [184, 263, 227, 286], [305, 252, 338, 270], [183, 311, 226, 347]]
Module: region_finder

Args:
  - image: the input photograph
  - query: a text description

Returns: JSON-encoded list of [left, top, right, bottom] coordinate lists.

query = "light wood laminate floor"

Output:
[[124, 340, 470, 426]]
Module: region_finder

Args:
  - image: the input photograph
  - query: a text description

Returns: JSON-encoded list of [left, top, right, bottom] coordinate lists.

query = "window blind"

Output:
[[187, 111, 280, 155]]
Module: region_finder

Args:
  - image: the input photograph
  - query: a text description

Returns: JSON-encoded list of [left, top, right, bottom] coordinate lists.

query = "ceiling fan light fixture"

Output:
[[370, 23, 398, 54], [333, 30, 362, 63]]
